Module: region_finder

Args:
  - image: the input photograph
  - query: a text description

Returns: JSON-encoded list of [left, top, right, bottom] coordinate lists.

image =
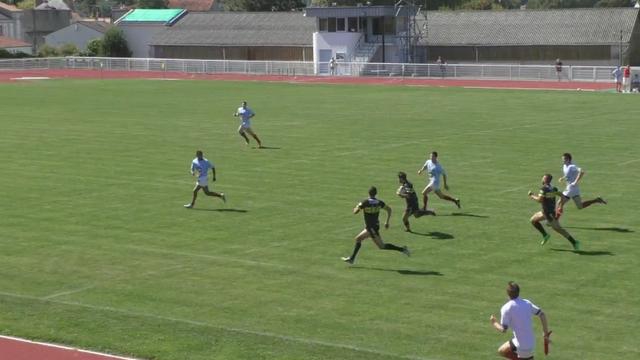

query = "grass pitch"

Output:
[[0, 79, 639, 360]]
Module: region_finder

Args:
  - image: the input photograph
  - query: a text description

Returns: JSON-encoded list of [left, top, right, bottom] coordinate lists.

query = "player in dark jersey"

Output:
[[342, 186, 411, 264], [528, 174, 580, 251], [396, 172, 435, 232]]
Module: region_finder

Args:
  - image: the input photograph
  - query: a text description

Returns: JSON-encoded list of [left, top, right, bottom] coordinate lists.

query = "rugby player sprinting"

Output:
[[417, 151, 461, 211], [184, 150, 226, 208]]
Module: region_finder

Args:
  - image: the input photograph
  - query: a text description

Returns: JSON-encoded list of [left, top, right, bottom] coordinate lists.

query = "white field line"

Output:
[[0, 334, 142, 360], [0, 291, 439, 360], [618, 158, 640, 165]]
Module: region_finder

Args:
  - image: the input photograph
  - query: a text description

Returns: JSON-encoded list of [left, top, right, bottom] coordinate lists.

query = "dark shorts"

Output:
[[406, 200, 420, 215], [508, 340, 533, 360], [543, 211, 557, 223], [365, 224, 380, 237]]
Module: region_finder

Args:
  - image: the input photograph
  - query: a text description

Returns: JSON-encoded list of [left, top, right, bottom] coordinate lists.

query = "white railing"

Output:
[[0, 56, 625, 83]]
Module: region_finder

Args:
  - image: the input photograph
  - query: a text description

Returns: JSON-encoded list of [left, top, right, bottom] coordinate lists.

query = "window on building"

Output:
[[328, 17, 336, 32], [359, 17, 367, 32], [319, 18, 328, 32], [372, 17, 395, 35], [0, 26, 4, 36], [348, 17, 358, 32], [337, 18, 345, 32]]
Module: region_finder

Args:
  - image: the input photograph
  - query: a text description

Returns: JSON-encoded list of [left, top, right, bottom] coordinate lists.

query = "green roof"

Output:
[[120, 9, 185, 23]]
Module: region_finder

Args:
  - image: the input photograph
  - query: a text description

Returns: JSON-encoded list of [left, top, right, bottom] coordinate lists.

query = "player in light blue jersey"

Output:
[[417, 151, 461, 211], [184, 150, 226, 208], [233, 101, 263, 148], [556, 153, 606, 218]]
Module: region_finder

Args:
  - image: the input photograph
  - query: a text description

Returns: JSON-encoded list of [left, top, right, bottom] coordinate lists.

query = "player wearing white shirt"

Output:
[[417, 151, 460, 211], [490, 282, 551, 360], [184, 150, 226, 208], [233, 101, 263, 148], [556, 153, 606, 217]]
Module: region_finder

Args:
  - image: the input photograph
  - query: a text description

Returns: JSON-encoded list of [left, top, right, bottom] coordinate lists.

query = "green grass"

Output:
[[0, 79, 638, 360]]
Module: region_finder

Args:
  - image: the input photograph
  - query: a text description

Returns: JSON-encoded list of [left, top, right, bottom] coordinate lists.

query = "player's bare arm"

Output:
[[528, 191, 543, 202], [443, 173, 450, 190], [353, 205, 361, 214], [383, 205, 391, 228], [211, 168, 216, 182], [489, 314, 506, 332], [572, 170, 585, 185]]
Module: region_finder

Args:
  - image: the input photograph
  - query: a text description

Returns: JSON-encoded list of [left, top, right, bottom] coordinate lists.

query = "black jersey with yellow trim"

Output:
[[358, 198, 386, 227]]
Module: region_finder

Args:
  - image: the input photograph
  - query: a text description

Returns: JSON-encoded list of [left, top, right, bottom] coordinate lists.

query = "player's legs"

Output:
[[237, 126, 250, 144], [342, 229, 369, 264], [402, 209, 412, 232], [370, 231, 410, 255], [497, 341, 519, 360], [434, 189, 461, 208], [548, 218, 579, 250], [202, 186, 225, 202], [421, 185, 433, 210], [244, 127, 263, 147], [556, 194, 570, 217], [530, 211, 550, 244], [575, 195, 607, 209], [185, 184, 203, 208]]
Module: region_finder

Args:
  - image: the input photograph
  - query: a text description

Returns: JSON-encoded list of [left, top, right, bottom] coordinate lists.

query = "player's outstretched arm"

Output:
[[490, 314, 506, 333], [353, 205, 361, 214], [383, 205, 391, 228], [211, 167, 217, 182]]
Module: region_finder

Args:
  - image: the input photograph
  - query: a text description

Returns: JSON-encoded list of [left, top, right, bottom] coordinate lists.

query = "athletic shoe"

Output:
[[597, 197, 607, 205], [541, 233, 550, 246], [454, 199, 461, 209], [184, 204, 193, 209], [341, 256, 354, 264], [572, 240, 581, 251], [402, 246, 411, 257], [221, 193, 227, 203]]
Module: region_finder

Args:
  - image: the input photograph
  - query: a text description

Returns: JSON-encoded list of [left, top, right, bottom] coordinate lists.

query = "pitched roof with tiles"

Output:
[[420, 7, 639, 46], [0, 35, 31, 48], [77, 20, 112, 33], [0, 1, 22, 14], [151, 12, 315, 47], [167, 0, 215, 12]]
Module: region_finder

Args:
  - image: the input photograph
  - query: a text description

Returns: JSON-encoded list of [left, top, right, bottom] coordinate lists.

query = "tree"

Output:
[[59, 43, 80, 56], [38, 44, 59, 57], [86, 38, 104, 56], [137, 0, 168, 8], [101, 28, 132, 57], [224, 0, 305, 11]]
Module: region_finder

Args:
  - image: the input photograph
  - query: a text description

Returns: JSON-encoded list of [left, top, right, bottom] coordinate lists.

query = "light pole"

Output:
[[619, 29, 623, 67]]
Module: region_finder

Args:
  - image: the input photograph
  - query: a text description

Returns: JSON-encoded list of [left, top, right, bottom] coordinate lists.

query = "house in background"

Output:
[[44, 20, 111, 50], [167, 0, 221, 12], [21, 0, 72, 50], [115, 8, 186, 58], [150, 12, 314, 61], [0, 35, 32, 54], [0, 2, 25, 41]]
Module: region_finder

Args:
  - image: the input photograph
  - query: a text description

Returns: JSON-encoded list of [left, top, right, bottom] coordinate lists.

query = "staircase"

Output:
[[352, 42, 379, 63]]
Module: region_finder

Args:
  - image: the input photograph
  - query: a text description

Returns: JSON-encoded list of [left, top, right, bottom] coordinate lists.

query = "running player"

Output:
[[397, 171, 435, 232], [490, 282, 551, 360], [233, 101, 263, 148], [342, 186, 411, 264], [556, 153, 606, 217], [528, 173, 580, 250], [417, 151, 461, 211], [184, 150, 226, 208]]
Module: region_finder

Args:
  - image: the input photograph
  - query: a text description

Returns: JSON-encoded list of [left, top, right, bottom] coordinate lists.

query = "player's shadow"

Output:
[[443, 212, 489, 218], [254, 146, 281, 150], [550, 248, 614, 256], [565, 226, 633, 233], [409, 231, 454, 240], [351, 266, 444, 276], [192, 208, 248, 213]]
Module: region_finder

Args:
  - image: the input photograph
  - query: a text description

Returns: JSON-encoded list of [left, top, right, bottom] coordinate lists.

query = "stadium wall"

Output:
[[152, 45, 313, 61]]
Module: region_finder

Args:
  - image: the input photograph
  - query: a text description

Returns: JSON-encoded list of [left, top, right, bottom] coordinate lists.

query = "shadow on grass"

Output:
[[409, 231, 454, 240], [565, 226, 633, 233], [191, 208, 248, 213], [351, 266, 444, 276], [254, 146, 281, 150], [550, 248, 614, 256], [440, 212, 489, 218]]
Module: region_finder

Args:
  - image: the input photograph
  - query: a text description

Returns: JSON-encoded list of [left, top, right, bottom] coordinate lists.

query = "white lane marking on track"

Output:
[[0, 291, 439, 360]]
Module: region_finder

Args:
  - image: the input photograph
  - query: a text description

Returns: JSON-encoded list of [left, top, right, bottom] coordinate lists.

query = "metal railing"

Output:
[[0, 56, 626, 83]]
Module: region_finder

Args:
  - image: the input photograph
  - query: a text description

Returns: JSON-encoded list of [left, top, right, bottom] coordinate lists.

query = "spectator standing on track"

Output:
[[329, 57, 337, 76], [623, 65, 631, 93], [612, 66, 623, 93], [437, 56, 447, 78], [554, 59, 563, 81]]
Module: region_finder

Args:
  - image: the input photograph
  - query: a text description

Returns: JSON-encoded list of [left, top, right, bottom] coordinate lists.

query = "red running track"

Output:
[[0, 336, 140, 360], [0, 69, 615, 91]]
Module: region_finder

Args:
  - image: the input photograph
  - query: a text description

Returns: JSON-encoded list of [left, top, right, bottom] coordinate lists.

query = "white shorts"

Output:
[[562, 184, 580, 198], [516, 348, 533, 359], [196, 176, 208, 187], [426, 179, 440, 191]]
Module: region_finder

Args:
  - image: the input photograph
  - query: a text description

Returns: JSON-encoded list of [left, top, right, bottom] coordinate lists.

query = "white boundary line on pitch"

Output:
[[0, 334, 142, 360], [0, 291, 439, 360], [618, 158, 640, 165]]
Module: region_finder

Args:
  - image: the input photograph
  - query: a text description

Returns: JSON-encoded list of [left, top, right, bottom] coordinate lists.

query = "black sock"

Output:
[[383, 243, 404, 252], [532, 222, 548, 236], [566, 236, 576, 245], [350, 242, 362, 259]]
